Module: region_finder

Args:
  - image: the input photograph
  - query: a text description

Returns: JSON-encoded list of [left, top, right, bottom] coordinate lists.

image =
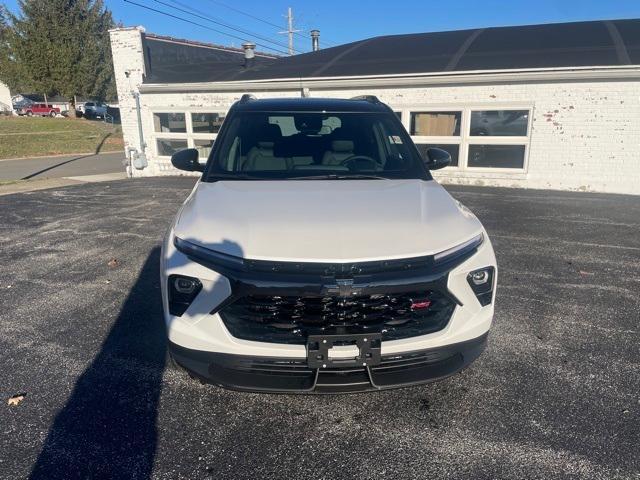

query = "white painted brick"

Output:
[[0, 81, 11, 109], [110, 28, 640, 194]]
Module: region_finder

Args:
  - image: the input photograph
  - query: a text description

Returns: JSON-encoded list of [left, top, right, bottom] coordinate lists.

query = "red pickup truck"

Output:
[[18, 103, 60, 117]]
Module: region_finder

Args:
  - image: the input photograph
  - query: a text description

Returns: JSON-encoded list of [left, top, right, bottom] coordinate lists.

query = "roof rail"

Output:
[[239, 93, 257, 103], [350, 95, 381, 104]]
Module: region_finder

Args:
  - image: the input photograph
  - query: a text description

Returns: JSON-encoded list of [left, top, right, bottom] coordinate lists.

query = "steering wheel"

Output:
[[340, 155, 378, 170]]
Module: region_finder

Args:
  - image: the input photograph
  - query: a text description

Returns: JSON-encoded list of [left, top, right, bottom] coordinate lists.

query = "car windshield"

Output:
[[205, 111, 429, 181]]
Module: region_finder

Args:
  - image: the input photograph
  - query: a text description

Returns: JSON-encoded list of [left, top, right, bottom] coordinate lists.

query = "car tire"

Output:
[[49, 111, 56, 117], [26, 111, 33, 117]]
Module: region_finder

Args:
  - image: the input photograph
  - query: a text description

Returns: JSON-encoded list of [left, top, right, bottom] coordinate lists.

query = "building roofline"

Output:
[[138, 65, 640, 93], [109, 25, 146, 33], [145, 33, 279, 59]]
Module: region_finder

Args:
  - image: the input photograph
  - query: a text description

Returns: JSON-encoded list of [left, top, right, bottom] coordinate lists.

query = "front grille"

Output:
[[220, 289, 455, 344]]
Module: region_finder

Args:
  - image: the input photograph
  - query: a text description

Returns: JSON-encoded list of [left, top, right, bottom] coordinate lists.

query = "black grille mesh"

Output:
[[220, 290, 455, 344]]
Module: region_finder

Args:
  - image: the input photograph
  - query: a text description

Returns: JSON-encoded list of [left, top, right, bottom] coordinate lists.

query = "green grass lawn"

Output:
[[0, 116, 124, 159]]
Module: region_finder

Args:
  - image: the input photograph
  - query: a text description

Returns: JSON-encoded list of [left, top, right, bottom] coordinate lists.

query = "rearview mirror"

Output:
[[171, 148, 203, 172], [424, 147, 451, 170]]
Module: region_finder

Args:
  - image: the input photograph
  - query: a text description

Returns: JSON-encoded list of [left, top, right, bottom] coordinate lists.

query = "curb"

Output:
[[0, 172, 128, 196], [0, 150, 124, 162]]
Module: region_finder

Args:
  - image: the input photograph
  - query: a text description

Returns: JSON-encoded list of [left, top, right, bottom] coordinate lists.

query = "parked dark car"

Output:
[[82, 101, 107, 119]]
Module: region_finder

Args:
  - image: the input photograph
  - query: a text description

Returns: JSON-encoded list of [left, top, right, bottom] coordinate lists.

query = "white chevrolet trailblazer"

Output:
[[161, 96, 497, 393]]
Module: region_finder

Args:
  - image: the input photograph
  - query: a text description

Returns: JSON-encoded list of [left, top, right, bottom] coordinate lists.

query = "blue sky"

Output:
[[4, 0, 640, 55]]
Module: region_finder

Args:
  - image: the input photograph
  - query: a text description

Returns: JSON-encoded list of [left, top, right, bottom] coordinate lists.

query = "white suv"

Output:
[[162, 96, 497, 393]]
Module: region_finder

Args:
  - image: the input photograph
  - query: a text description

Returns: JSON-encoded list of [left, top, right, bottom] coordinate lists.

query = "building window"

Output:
[[468, 144, 526, 169], [194, 139, 215, 159], [153, 112, 186, 133], [192, 113, 225, 133], [157, 139, 188, 156], [153, 110, 226, 158], [406, 107, 531, 171], [470, 110, 529, 136], [411, 112, 461, 136]]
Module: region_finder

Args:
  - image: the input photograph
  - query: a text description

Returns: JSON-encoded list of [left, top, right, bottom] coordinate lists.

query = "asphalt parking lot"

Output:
[[0, 178, 638, 479]]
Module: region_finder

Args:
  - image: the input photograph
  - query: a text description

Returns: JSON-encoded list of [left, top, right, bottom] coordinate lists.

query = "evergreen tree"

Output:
[[2, 0, 116, 113], [0, 4, 26, 93]]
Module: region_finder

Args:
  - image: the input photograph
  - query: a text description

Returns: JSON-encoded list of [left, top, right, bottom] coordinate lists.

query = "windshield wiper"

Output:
[[287, 174, 388, 180]]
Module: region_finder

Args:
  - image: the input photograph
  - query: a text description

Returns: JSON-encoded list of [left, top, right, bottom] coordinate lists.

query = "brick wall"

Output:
[[110, 28, 640, 194], [329, 84, 640, 194], [0, 81, 12, 111], [109, 27, 147, 176]]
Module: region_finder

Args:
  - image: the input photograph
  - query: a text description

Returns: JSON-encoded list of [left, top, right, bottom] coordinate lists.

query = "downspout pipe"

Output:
[[132, 91, 148, 170]]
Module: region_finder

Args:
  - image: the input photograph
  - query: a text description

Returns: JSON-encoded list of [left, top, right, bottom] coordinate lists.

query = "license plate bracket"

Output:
[[307, 332, 382, 369]]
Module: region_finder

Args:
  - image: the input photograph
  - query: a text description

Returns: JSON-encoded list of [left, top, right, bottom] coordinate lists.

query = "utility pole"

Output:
[[279, 7, 301, 56]]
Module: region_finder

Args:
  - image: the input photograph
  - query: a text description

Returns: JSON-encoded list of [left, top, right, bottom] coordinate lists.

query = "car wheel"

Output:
[[26, 111, 32, 117], [49, 111, 56, 117]]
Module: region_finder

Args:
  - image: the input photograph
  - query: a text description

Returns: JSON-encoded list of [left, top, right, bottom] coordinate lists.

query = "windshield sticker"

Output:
[[390, 135, 403, 144]]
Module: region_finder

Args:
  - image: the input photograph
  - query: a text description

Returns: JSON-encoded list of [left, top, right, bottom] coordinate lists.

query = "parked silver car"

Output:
[[82, 102, 107, 119]]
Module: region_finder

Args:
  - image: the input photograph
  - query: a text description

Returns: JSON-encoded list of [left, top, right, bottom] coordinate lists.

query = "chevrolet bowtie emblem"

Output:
[[324, 278, 358, 297]]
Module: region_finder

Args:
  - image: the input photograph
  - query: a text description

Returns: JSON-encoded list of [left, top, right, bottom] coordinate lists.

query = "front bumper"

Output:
[[169, 332, 488, 394], [161, 228, 497, 391]]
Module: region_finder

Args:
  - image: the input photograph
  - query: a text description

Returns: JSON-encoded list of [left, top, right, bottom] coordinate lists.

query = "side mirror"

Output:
[[424, 147, 451, 170], [171, 148, 203, 172]]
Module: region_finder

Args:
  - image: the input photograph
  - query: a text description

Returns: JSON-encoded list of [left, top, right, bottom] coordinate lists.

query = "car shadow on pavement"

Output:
[[29, 247, 166, 479]]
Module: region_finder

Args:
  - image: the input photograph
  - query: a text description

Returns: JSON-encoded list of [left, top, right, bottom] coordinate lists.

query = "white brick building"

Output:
[[110, 21, 640, 194], [0, 81, 12, 113]]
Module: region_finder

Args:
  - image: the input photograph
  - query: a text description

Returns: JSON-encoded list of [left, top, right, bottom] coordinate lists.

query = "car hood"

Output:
[[173, 179, 483, 263]]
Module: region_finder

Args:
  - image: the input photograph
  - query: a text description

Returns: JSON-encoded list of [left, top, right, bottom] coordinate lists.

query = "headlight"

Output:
[[174, 236, 244, 270]]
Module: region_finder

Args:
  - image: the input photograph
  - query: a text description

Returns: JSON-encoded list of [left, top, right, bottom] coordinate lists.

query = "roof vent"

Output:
[[242, 42, 256, 68], [310, 30, 320, 51]]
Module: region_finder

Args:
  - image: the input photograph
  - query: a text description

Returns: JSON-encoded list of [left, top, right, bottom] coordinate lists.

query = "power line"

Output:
[[155, 0, 305, 54], [123, 0, 290, 55], [205, 0, 287, 32], [202, 0, 337, 48]]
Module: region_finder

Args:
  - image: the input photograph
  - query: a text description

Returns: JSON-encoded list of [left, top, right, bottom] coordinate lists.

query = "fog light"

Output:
[[467, 267, 495, 306], [168, 274, 202, 316], [471, 270, 490, 285], [174, 277, 199, 294]]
